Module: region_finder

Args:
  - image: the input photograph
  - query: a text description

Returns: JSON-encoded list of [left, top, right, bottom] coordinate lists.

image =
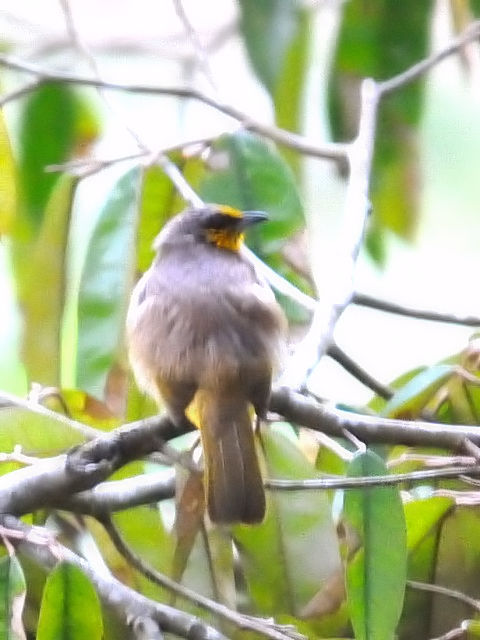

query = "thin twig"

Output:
[[428, 626, 466, 640], [387, 453, 476, 469], [58, 0, 147, 152], [431, 489, 480, 506], [328, 343, 394, 399], [151, 152, 204, 208], [102, 516, 305, 640], [0, 77, 44, 106], [0, 52, 347, 160], [266, 465, 479, 491], [353, 292, 480, 327], [172, 0, 217, 91], [379, 21, 480, 95], [407, 580, 480, 612]]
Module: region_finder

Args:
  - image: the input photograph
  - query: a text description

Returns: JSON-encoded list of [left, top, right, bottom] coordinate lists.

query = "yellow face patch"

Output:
[[206, 228, 244, 252], [216, 204, 243, 219]]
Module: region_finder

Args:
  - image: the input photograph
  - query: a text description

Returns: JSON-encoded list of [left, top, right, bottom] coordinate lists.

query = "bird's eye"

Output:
[[204, 211, 242, 230]]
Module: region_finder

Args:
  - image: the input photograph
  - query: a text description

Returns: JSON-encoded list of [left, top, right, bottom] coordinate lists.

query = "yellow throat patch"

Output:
[[206, 228, 244, 251]]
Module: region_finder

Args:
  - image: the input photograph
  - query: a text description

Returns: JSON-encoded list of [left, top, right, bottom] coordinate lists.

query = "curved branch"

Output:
[[102, 516, 305, 640], [0, 52, 346, 161], [378, 21, 480, 95], [1, 515, 227, 640], [353, 292, 480, 327]]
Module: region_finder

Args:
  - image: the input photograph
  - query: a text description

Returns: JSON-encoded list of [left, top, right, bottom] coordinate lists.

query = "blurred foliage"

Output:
[[238, 0, 311, 174], [0, 1, 480, 639], [329, 0, 432, 262]]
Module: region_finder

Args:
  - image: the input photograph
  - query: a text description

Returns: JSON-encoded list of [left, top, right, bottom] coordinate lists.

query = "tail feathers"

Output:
[[197, 391, 265, 524]]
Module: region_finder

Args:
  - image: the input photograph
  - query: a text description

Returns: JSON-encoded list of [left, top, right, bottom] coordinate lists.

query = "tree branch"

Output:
[[281, 79, 379, 388], [407, 579, 480, 612], [354, 292, 480, 327], [378, 21, 480, 95], [5, 387, 480, 517], [58, 470, 176, 516], [266, 464, 479, 491], [0, 52, 346, 161], [102, 516, 305, 640], [1, 515, 227, 640], [327, 343, 394, 399], [268, 387, 480, 451]]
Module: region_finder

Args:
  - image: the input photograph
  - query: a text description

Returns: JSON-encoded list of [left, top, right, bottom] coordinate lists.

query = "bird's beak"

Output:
[[238, 210, 269, 229]]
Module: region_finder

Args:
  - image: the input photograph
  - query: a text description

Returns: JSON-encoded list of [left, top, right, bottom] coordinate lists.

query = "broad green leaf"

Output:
[[403, 497, 462, 636], [137, 165, 176, 273], [404, 496, 453, 551], [0, 554, 26, 640], [17, 85, 79, 234], [0, 111, 16, 234], [76, 165, 142, 398], [399, 529, 439, 639], [238, 0, 311, 174], [37, 563, 102, 640], [234, 428, 341, 622], [273, 6, 311, 173], [445, 375, 478, 425], [466, 619, 480, 636], [344, 450, 407, 640], [20, 176, 77, 386], [329, 1, 432, 256], [238, 0, 302, 94], [429, 509, 480, 636], [200, 132, 304, 257], [381, 364, 455, 419], [136, 154, 206, 273], [0, 406, 90, 457]]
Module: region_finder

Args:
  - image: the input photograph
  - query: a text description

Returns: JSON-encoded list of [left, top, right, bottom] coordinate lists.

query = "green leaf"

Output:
[[37, 563, 102, 640], [0, 554, 26, 640], [136, 165, 176, 273], [234, 428, 341, 620], [0, 406, 88, 457], [273, 7, 311, 173], [329, 1, 432, 254], [344, 450, 407, 640], [238, 0, 311, 174], [381, 364, 455, 419], [429, 508, 480, 635], [0, 111, 16, 235], [238, 0, 302, 94], [20, 175, 77, 385], [399, 528, 439, 639], [200, 132, 304, 257], [369, 366, 425, 414], [17, 85, 79, 233], [76, 165, 142, 397], [404, 496, 453, 552]]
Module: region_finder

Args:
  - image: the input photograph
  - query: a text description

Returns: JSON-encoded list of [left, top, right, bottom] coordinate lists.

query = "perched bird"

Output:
[[126, 204, 286, 524]]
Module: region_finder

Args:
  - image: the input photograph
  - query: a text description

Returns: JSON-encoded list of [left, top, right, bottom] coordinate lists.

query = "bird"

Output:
[[126, 204, 286, 524]]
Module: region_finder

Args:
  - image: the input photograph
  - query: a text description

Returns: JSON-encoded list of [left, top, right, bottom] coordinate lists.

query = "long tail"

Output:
[[194, 389, 265, 524]]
